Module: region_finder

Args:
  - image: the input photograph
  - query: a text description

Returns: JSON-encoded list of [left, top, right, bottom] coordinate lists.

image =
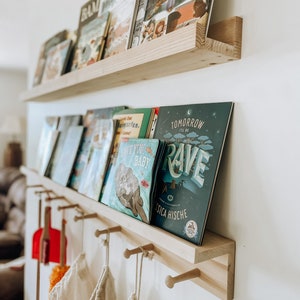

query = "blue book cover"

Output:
[[101, 138, 165, 223], [152, 102, 233, 245]]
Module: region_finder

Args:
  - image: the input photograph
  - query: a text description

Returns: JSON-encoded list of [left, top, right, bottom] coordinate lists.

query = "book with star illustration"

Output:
[[152, 101, 233, 245]]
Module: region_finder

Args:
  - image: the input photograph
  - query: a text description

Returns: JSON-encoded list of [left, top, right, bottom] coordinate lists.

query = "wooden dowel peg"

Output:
[[34, 189, 53, 195], [165, 268, 201, 288], [45, 196, 66, 202], [26, 184, 43, 189], [74, 213, 97, 222], [95, 226, 121, 237], [123, 243, 154, 259], [57, 204, 79, 211]]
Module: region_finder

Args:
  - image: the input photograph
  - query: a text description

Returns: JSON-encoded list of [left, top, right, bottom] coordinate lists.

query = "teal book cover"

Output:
[[101, 138, 165, 223], [69, 106, 126, 191], [152, 102, 233, 245]]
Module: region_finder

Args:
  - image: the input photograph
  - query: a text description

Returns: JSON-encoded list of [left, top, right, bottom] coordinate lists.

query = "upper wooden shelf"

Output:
[[20, 16, 242, 103]]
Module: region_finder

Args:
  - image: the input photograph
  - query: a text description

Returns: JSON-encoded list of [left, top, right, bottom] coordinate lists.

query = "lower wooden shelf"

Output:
[[22, 166, 235, 299]]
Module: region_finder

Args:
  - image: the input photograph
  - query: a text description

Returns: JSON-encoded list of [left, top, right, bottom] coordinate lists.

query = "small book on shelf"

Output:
[[35, 116, 60, 176], [46, 114, 82, 179], [100, 138, 166, 223], [69, 106, 126, 191], [77, 118, 118, 201], [51, 125, 85, 186], [41, 39, 73, 83], [152, 101, 233, 245]]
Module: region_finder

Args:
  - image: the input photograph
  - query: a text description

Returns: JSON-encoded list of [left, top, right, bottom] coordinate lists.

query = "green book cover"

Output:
[[152, 102, 233, 245]]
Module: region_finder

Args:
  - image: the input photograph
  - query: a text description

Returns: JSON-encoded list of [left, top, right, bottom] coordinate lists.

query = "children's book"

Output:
[[139, 0, 214, 45], [51, 126, 85, 186], [78, 119, 118, 200], [71, 12, 111, 71], [152, 102, 233, 245], [36, 116, 60, 176], [46, 115, 82, 179], [32, 30, 69, 86], [68, 106, 126, 191], [41, 39, 73, 83], [102, 0, 138, 58], [101, 138, 165, 223], [100, 107, 155, 204]]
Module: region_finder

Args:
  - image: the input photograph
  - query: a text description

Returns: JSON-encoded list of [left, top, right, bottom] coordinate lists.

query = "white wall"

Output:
[[0, 68, 27, 167], [25, 0, 300, 299]]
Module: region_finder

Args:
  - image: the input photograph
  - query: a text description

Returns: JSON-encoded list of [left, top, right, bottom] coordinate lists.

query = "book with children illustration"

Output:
[[152, 101, 233, 245]]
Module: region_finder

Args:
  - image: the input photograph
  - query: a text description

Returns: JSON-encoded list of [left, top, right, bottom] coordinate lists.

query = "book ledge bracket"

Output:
[[24, 166, 235, 300], [20, 16, 243, 103]]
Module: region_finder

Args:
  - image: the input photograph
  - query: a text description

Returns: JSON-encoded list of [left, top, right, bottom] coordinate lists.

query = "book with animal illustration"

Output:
[[36, 116, 60, 176], [71, 12, 111, 71], [152, 101, 233, 245], [69, 106, 126, 191], [51, 125, 85, 186], [100, 107, 155, 204], [101, 138, 165, 223], [77, 118, 118, 201]]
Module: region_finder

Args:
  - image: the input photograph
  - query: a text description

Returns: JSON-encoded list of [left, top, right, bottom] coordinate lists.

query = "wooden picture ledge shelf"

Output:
[[20, 16, 242, 103], [22, 166, 235, 299]]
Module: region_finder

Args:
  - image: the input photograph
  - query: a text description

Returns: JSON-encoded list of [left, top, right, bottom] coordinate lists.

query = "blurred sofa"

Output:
[[0, 167, 26, 300]]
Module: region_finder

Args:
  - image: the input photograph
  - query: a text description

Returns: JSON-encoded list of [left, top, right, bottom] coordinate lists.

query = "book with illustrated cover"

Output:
[[101, 138, 166, 223], [52, 126, 85, 186], [41, 39, 73, 83], [46, 115, 82, 179], [71, 12, 111, 71], [78, 119, 118, 200], [139, 0, 213, 45], [32, 30, 69, 86], [69, 106, 126, 191], [100, 107, 155, 204], [36, 116, 60, 176], [102, 0, 138, 58], [152, 102, 233, 245]]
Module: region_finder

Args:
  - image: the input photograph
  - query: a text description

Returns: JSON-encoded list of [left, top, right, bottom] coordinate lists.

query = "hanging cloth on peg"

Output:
[[128, 250, 146, 300], [89, 232, 116, 300]]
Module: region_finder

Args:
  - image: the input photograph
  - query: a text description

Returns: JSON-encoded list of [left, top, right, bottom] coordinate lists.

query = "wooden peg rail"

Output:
[[22, 166, 235, 299]]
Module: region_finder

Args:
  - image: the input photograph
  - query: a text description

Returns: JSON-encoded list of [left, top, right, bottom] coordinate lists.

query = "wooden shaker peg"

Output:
[[165, 268, 200, 288], [95, 225, 121, 237], [123, 243, 154, 259]]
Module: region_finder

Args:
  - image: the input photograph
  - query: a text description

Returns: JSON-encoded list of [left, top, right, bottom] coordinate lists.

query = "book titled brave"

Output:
[[101, 138, 165, 223], [152, 102, 233, 245]]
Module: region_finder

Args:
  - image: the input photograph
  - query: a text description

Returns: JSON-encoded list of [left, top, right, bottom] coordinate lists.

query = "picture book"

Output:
[[71, 12, 111, 71], [102, 0, 138, 58], [100, 107, 155, 204], [152, 102, 233, 245], [139, 0, 214, 45], [52, 126, 85, 186], [32, 29, 69, 86], [101, 138, 166, 223], [41, 39, 73, 83], [130, 0, 149, 47], [78, 119, 118, 200], [68, 106, 126, 191], [36, 116, 60, 176], [46, 114, 82, 179]]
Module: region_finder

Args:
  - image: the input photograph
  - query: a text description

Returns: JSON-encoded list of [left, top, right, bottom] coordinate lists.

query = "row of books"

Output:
[[36, 102, 233, 245], [32, 0, 214, 86]]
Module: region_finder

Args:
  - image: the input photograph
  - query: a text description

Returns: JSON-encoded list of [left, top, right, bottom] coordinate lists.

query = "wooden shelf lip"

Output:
[[21, 166, 234, 265], [20, 16, 242, 103]]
